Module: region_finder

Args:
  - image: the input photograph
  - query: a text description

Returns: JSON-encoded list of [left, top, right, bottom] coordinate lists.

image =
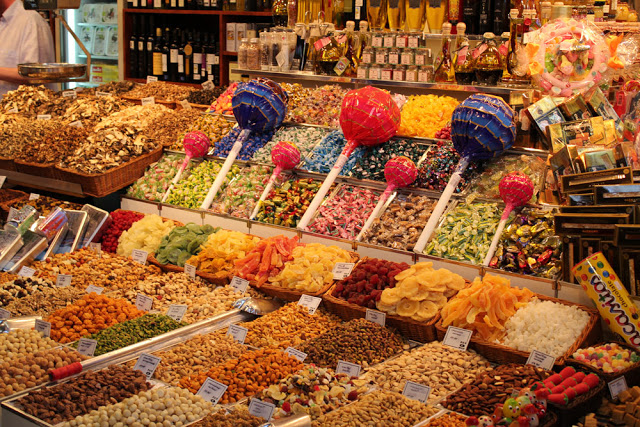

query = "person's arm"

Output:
[[0, 67, 30, 84]]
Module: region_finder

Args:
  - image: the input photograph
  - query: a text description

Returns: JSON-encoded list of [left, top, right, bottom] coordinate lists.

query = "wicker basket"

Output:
[[548, 375, 605, 426], [120, 96, 177, 109], [566, 341, 640, 385], [55, 147, 163, 198], [14, 159, 58, 179], [435, 294, 602, 366]]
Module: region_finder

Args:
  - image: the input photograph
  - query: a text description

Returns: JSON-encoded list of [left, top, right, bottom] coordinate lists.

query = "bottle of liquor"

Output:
[[367, 0, 388, 31], [453, 23, 474, 84], [138, 17, 147, 77], [356, 20, 368, 63], [499, 31, 510, 81], [213, 37, 221, 86], [129, 16, 138, 78], [192, 32, 204, 83], [162, 27, 170, 80], [184, 31, 194, 82], [462, 0, 478, 34], [169, 28, 179, 81], [204, 33, 215, 81], [477, 0, 491, 34], [178, 30, 187, 82], [506, 9, 520, 78], [152, 27, 164, 77], [474, 32, 502, 85], [434, 23, 455, 82], [146, 18, 155, 76]]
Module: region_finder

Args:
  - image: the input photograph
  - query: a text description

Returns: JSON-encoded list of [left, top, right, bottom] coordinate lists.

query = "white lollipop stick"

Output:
[[356, 187, 394, 242], [483, 217, 509, 266], [161, 160, 189, 203], [249, 166, 282, 220]]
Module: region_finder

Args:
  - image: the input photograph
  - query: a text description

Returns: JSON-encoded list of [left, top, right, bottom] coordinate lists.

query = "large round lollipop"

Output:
[[297, 86, 401, 230], [482, 171, 535, 266], [200, 78, 288, 210], [414, 93, 517, 254], [356, 156, 418, 241], [161, 131, 210, 203], [250, 141, 301, 220]]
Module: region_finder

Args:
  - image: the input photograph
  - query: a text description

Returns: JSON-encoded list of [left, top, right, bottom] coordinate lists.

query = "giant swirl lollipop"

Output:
[[161, 131, 210, 203], [297, 86, 401, 230], [356, 156, 418, 241], [249, 141, 301, 220], [482, 171, 535, 266], [414, 94, 517, 254], [200, 78, 288, 210]]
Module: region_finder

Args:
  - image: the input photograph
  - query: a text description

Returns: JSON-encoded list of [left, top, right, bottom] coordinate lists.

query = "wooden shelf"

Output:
[[222, 51, 237, 56], [122, 8, 271, 15]]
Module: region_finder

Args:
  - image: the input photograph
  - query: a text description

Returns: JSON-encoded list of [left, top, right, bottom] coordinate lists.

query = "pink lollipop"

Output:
[[357, 156, 418, 241], [161, 131, 211, 203], [483, 171, 535, 266], [250, 141, 301, 220]]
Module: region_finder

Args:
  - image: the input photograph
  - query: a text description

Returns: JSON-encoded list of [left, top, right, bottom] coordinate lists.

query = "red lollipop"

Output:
[[483, 171, 535, 266]]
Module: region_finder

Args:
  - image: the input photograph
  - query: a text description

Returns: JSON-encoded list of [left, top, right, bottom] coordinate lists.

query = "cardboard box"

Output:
[[235, 23, 247, 45], [226, 22, 236, 52]]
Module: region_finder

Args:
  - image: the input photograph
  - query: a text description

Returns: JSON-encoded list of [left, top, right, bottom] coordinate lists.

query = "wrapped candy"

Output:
[[161, 131, 210, 203]]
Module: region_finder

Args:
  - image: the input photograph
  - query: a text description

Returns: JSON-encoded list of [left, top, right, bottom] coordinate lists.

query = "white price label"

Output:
[[298, 294, 322, 315], [526, 349, 556, 370], [402, 381, 432, 403], [166, 304, 188, 322], [227, 324, 248, 344], [89, 242, 101, 257], [372, 35, 383, 47], [202, 80, 214, 90], [336, 360, 361, 377], [197, 377, 228, 404], [95, 91, 110, 97], [35, 319, 51, 337], [69, 120, 83, 128], [131, 249, 148, 265], [133, 353, 161, 379], [184, 263, 197, 279], [86, 284, 104, 295], [37, 114, 51, 120], [56, 274, 72, 287], [275, 50, 287, 68], [442, 326, 473, 351], [62, 90, 77, 98], [609, 376, 628, 400], [136, 293, 154, 312], [248, 399, 276, 421], [141, 97, 155, 106], [18, 266, 36, 277], [0, 176, 5, 188], [284, 347, 308, 362], [146, 75, 158, 83], [365, 309, 386, 327], [230, 276, 249, 294], [180, 99, 192, 109], [77, 338, 97, 356], [384, 35, 395, 48], [29, 193, 40, 200], [355, 0, 363, 5], [332, 262, 355, 280], [522, 29, 540, 45], [0, 308, 10, 319]]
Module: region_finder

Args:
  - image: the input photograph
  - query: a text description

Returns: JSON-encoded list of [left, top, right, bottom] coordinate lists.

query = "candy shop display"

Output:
[[165, 160, 239, 209], [171, 113, 234, 151], [280, 83, 309, 116], [252, 126, 328, 164], [267, 243, 352, 292], [301, 130, 365, 175], [287, 85, 347, 128], [235, 235, 300, 286], [100, 210, 145, 253], [207, 82, 237, 115], [116, 214, 177, 257], [530, 366, 601, 406], [186, 230, 260, 276], [298, 318, 406, 368], [398, 94, 459, 138], [350, 139, 425, 182], [213, 126, 275, 160], [362, 342, 490, 402], [210, 164, 272, 218], [573, 343, 640, 374], [378, 262, 467, 322], [161, 131, 211, 204], [154, 223, 218, 267], [126, 153, 196, 202], [468, 155, 546, 201], [253, 177, 322, 227]]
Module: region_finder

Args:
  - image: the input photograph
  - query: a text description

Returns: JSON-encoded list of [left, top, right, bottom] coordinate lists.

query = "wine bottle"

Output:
[[192, 31, 203, 83], [138, 17, 147, 77], [477, 0, 491, 34], [129, 16, 138, 78], [162, 27, 170, 80], [184, 31, 194, 82], [146, 17, 154, 76], [152, 27, 164, 77], [178, 30, 186, 82], [462, 0, 478, 34], [169, 28, 179, 81]]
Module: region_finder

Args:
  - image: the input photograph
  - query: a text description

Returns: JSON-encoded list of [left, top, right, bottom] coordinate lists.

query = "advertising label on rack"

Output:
[[365, 309, 386, 327], [298, 295, 322, 315], [0, 308, 10, 319], [141, 97, 155, 106], [133, 353, 161, 379], [166, 304, 188, 322], [146, 75, 158, 83], [56, 274, 72, 288], [609, 376, 628, 400], [230, 276, 249, 294], [336, 360, 361, 377], [202, 80, 214, 90], [77, 338, 97, 357], [248, 399, 276, 421], [442, 326, 473, 351], [402, 381, 432, 403], [18, 266, 35, 277], [227, 324, 248, 344], [332, 262, 355, 280], [526, 349, 556, 370], [197, 377, 228, 404], [184, 263, 196, 279], [131, 249, 148, 265], [136, 293, 153, 312]]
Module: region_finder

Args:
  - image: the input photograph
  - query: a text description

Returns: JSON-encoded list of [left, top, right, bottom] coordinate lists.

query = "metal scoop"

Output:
[[233, 297, 282, 316]]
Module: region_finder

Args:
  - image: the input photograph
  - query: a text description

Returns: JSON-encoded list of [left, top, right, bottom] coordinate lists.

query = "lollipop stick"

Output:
[[161, 159, 190, 203], [483, 218, 509, 267], [249, 166, 282, 220], [200, 129, 250, 210], [413, 157, 470, 254], [356, 189, 393, 242]]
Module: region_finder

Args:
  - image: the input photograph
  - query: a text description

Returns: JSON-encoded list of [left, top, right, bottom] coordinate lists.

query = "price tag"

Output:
[[35, 319, 51, 337], [372, 35, 383, 47], [357, 67, 367, 79], [227, 324, 248, 344], [298, 294, 322, 315], [77, 338, 97, 356], [408, 36, 420, 48], [166, 304, 188, 322], [275, 50, 287, 68], [0, 308, 10, 319], [442, 326, 473, 351], [402, 381, 432, 403], [365, 309, 386, 326], [37, 114, 51, 120], [332, 262, 355, 280], [69, 120, 83, 128], [133, 353, 161, 379], [29, 193, 40, 200], [56, 274, 72, 287], [197, 377, 228, 404], [18, 266, 36, 277], [85, 284, 104, 295], [355, 6, 360, 19], [131, 249, 148, 265], [384, 35, 395, 48], [609, 376, 628, 400], [522, 29, 540, 45], [146, 75, 158, 83], [141, 97, 155, 106], [180, 99, 192, 109], [284, 347, 308, 362], [230, 276, 249, 294], [0, 176, 6, 189], [7, 108, 18, 113], [136, 293, 154, 312], [62, 90, 77, 98], [89, 242, 101, 257], [248, 399, 276, 421], [95, 91, 110, 97], [184, 263, 197, 279], [202, 80, 214, 90], [526, 349, 556, 370], [336, 360, 361, 377], [355, 0, 363, 5]]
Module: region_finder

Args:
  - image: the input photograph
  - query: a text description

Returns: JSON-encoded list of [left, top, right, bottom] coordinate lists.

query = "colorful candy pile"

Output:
[[413, 140, 484, 193], [166, 160, 239, 209], [207, 82, 237, 115], [187, 230, 260, 276], [425, 201, 502, 264], [213, 126, 275, 160], [126, 154, 196, 202], [307, 185, 380, 240], [210, 164, 272, 218], [287, 85, 346, 127], [398, 94, 459, 138], [101, 210, 145, 253], [573, 343, 640, 373], [280, 83, 310, 116], [254, 177, 322, 228], [253, 126, 327, 164], [235, 235, 300, 286], [469, 155, 546, 201], [350, 139, 424, 182], [301, 130, 365, 175]]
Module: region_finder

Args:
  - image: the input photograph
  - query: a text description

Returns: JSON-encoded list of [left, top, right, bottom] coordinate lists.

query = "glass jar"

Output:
[[396, 32, 408, 48], [388, 47, 400, 64], [393, 64, 406, 81], [414, 48, 428, 66], [371, 32, 384, 48], [418, 65, 434, 82], [247, 37, 261, 70], [357, 64, 369, 79], [400, 48, 414, 65], [368, 64, 382, 79], [237, 38, 249, 69], [381, 64, 393, 80], [269, 31, 281, 71], [383, 33, 395, 48], [375, 48, 388, 64], [260, 32, 270, 71], [406, 65, 418, 81], [408, 34, 421, 48], [362, 45, 374, 64]]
